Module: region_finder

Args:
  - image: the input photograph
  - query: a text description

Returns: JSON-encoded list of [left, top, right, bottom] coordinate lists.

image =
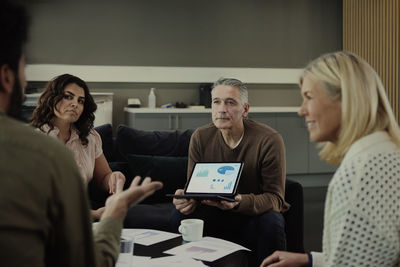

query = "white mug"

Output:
[[178, 219, 204, 242]]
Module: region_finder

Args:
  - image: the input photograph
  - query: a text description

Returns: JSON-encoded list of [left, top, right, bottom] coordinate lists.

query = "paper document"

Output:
[[135, 255, 207, 267], [121, 228, 180, 246], [115, 255, 151, 267], [164, 236, 250, 262], [115, 254, 206, 267]]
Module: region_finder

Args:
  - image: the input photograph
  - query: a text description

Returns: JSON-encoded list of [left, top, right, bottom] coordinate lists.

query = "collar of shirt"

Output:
[[41, 124, 80, 144], [232, 130, 245, 149], [342, 131, 391, 162]]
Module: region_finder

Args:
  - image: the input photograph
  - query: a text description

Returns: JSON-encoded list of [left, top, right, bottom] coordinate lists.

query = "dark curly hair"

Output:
[[31, 74, 97, 146], [0, 1, 29, 76], [0, 1, 29, 119]]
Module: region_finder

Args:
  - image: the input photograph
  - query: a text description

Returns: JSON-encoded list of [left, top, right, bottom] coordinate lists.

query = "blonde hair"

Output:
[[300, 51, 400, 164]]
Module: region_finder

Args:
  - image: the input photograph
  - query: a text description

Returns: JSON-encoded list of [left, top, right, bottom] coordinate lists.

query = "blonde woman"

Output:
[[261, 51, 400, 267]]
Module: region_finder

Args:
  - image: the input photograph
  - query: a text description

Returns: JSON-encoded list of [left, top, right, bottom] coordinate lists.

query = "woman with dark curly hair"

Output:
[[31, 73, 126, 220]]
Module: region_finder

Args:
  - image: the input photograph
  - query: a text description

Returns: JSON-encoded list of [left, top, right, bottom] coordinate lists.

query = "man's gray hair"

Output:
[[212, 78, 249, 105]]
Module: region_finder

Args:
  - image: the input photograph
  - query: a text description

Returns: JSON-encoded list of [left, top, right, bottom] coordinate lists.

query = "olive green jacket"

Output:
[[0, 113, 122, 267]]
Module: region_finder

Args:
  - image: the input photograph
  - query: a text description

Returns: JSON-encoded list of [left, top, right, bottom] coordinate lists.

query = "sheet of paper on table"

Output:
[[115, 255, 151, 267], [121, 228, 180, 246], [163, 236, 250, 262], [133, 255, 207, 267], [116, 255, 206, 267]]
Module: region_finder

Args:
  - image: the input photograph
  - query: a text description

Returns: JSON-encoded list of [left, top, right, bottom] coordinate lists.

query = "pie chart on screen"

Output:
[[217, 166, 235, 175]]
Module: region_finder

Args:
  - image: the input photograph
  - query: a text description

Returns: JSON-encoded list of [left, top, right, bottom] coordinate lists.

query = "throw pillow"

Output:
[[125, 154, 188, 204], [116, 125, 194, 158]]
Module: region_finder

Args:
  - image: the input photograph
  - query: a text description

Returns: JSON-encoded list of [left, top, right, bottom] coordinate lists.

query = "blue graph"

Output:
[[217, 166, 234, 175], [224, 181, 232, 190]]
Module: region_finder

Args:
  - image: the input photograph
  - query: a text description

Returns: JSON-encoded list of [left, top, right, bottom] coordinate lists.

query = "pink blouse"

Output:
[[40, 125, 103, 185]]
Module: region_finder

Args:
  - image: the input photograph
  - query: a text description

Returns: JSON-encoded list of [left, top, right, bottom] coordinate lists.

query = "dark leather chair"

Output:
[[283, 179, 305, 252]]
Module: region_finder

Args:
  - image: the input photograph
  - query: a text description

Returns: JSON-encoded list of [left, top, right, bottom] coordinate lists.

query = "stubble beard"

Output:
[[7, 76, 25, 121]]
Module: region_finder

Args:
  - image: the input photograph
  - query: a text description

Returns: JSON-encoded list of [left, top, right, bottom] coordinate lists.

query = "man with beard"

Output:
[[0, 2, 162, 266], [171, 78, 289, 265]]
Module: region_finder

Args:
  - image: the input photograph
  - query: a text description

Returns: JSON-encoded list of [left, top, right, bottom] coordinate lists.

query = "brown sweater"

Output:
[[188, 119, 289, 215]]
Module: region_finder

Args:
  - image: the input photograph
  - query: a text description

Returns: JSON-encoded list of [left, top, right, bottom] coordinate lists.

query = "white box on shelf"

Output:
[[92, 92, 113, 127]]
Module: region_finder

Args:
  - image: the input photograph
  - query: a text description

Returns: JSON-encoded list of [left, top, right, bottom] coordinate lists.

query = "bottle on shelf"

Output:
[[148, 87, 156, 108]]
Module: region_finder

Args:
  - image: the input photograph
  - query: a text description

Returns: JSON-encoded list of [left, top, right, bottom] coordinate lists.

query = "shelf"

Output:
[[26, 64, 303, 84], [124, 106, 299, 113], [24, 92, 114, 107]]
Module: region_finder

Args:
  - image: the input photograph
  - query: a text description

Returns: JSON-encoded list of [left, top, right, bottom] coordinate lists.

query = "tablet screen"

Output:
[[185, 162, 243, 194]]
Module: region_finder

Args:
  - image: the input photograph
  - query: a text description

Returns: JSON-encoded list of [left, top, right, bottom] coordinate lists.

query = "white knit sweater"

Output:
[[311, 131, 400, 267]]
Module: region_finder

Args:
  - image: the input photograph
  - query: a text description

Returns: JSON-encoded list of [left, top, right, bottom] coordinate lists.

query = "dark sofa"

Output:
[[90, 124, 304, 253]]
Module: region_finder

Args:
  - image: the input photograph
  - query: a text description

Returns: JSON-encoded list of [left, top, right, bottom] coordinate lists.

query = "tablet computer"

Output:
[[166, 162, 244, 202]]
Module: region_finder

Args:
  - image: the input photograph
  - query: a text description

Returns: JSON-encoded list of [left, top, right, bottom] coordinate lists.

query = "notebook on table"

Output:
[[166, 162, 244, 202]]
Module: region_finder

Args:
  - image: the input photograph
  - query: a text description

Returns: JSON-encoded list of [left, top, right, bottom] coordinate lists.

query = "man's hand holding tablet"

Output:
[[201, 194, 241, 210], [172, 189, 198, 215]]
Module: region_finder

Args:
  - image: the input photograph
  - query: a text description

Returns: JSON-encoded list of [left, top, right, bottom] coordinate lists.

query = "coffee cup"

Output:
[[178, 219, 204, 242]]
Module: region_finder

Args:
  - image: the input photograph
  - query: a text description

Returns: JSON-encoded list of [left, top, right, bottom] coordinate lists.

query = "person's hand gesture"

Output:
[[260, 251, 309, 267], [91, 207, 105, 220], [102, 176, 162, 220], [107, 171, 126, 194], [172, 189, 198, 215]]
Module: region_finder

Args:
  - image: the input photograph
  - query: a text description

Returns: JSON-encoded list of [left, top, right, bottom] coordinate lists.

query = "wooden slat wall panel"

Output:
[[343, 0, 400, 122]]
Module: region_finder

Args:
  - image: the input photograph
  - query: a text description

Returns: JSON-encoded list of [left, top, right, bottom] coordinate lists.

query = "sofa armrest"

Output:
[[283, 179, 305, 253]]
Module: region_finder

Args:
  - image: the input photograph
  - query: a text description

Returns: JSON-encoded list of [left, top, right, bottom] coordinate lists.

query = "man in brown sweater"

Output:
[[172, 78, 289, 265]]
